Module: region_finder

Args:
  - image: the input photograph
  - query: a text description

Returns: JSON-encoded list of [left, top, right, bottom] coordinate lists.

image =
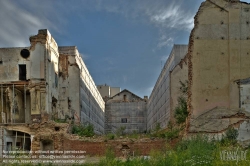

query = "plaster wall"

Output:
[[58, 47, 105, 134], [110, 87, 121, 97], [0, 47, 30, 82], [240, 84, 250, 112], [97, 85, 110, 98], [105, 90, 147, 134], [147, 45, 187, 131], [189, 0, 250, 119], [170, 60, 188, 123], [186, 1, 250, 146], [30, 30, 59, 121]]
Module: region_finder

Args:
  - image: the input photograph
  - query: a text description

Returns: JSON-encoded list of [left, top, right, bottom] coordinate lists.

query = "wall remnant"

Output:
[[186, 0, 250, 146]]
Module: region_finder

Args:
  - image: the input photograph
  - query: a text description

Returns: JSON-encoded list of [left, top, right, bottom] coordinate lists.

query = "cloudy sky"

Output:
[[1, 0, 250, 98]]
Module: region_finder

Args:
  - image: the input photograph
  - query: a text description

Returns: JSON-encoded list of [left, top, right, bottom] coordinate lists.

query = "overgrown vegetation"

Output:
[[220, 127, 239, 146], [106, 133, 115, 140], [54, 115, 70, 123], [72, 124, 94, 137], [116, 126, 126, 136], [174, 80, 188, 124], [5, 129, 248, 166], [72, 135, 249, 166]]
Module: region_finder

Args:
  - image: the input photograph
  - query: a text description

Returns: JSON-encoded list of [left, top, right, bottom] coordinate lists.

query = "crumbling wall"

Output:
[[187, 0, 250, 142], [58, 46, 105, 134], [0, 47, 30, 82], [63, 138, 166, 157], [29, 29, 59, 122], [30, 122, 68, 152], [6, 87, 25, 123], [170, 58, 188, 124], [188, 0, 250, 118]]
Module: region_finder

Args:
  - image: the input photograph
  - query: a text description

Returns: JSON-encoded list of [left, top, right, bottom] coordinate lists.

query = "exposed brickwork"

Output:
[[186, 1, 206, 133], [63, 138, 166, 157]]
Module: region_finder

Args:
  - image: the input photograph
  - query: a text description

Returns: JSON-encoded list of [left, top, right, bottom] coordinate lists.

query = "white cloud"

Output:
[[87, 0, 195, 31], [158, 37, 174, 48], [0, 0, 60, 47], [78, 0, 196, 49]]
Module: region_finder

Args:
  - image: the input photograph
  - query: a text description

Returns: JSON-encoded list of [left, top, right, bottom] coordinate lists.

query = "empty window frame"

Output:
[[123, 95, 127, 101], [121, 118, 127, 123], [19, 64, 26, 80]]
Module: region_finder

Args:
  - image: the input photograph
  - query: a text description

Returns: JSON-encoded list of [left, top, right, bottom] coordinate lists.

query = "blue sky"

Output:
[[1, 0, 250, 97]]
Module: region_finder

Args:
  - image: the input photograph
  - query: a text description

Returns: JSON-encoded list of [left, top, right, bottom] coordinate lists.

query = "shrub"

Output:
[[174, 96, 188, 124], [225, 127, 238, 140], [72, 124, 94, 137], [220, 127, 239, 146], [116, 126, 126, 136], [174, 80, 189, 124], [106, 133, 115, 140], [165, 128, 180, 140]]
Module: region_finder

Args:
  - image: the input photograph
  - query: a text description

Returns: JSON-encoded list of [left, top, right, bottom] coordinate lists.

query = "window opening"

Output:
[[19, 64, 26, 80]]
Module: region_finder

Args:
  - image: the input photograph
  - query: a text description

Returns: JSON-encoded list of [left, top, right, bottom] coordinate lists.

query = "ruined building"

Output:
[[0, 29, 105, 153], [58, 46, 105, 134], [147, 0, 250, 146], [147, 45, 188, 130], [187, 0, 250, 145], [1, 0, 250, 153]]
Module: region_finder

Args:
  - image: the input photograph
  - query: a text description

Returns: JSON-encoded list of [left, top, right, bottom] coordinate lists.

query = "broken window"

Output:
[[121, 118, 127, 123], [19, 64, 26, 80], [7, 142, 12, 151], [41, 140, 54, 151]]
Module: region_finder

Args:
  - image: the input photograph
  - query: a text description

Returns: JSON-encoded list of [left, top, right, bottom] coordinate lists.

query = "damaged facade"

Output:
[[0, 29, 105, 153], [146, 0, 250, 146], [58, 46, 105, 134], [1, 0, 250, 154], [186, 0, 250, 146]]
